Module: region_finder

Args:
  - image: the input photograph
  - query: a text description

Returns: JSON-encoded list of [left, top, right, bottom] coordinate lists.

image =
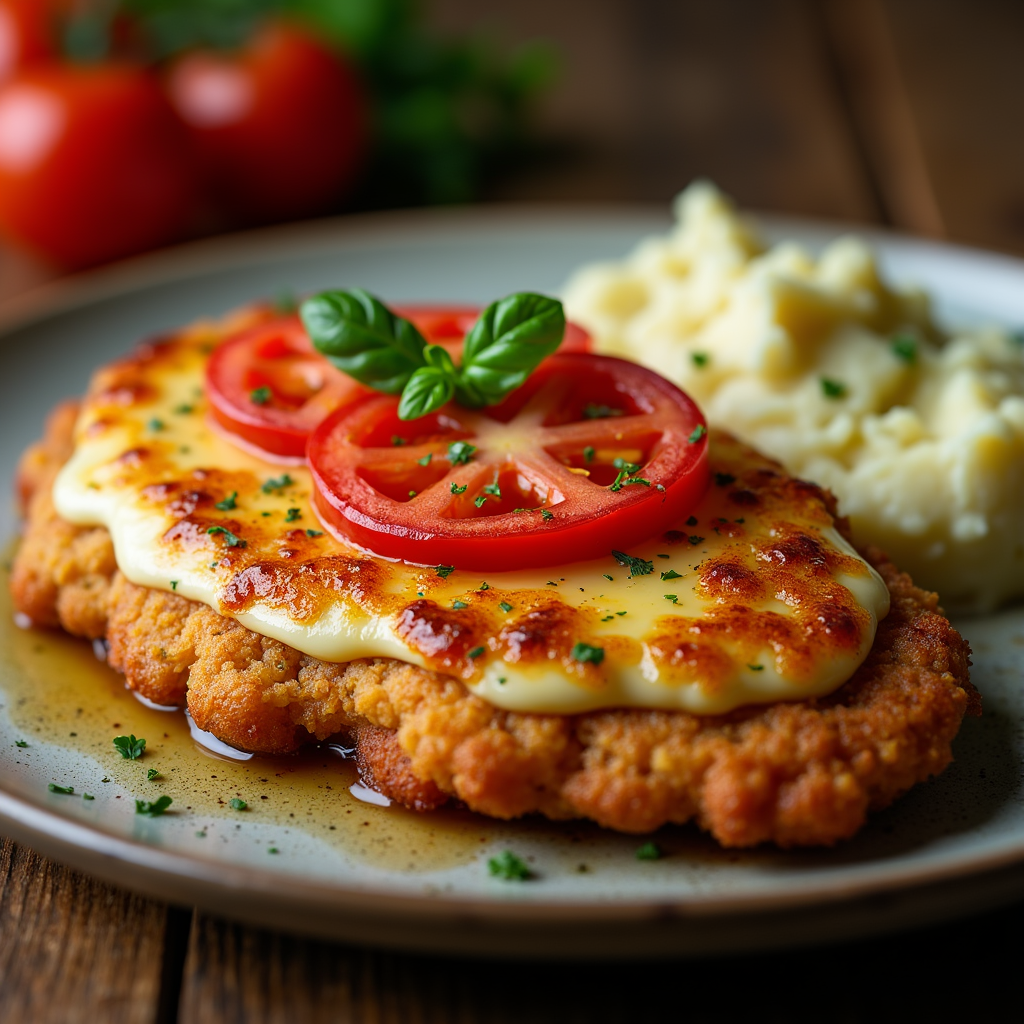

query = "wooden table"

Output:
[[3, 2, 1023, 1019]]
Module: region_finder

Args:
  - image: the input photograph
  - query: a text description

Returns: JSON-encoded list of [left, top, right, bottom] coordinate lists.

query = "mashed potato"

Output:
[[563, 183, 1024, 612]]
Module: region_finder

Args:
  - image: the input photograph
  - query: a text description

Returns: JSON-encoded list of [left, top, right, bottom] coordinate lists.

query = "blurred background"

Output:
[[0, 0, 1021, 297]]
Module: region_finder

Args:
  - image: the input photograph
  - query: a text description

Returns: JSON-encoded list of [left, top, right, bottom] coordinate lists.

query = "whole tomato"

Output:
[[165, 21, 367, 224], [0, 62, 198, 268], [0, 1, 55, 82]]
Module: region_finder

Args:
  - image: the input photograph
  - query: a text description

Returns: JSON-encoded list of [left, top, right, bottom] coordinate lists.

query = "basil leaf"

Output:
[[301, 288, 427, 394], [398, 367, 456, 420], [459, 293, 565, 405]]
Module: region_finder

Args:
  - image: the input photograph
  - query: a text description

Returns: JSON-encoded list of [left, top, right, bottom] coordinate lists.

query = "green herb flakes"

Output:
[[688, 424, 707, 444], [661, 569, 682, 581], [478, 582, 490, 590], [215, 491, 238, 511], [285, 508, 301, 522], [207, 525, 246, 549], [583, 445, 595, 463], [603, 574, 614, 581], [447, 440, 477, 465], [170, 581, 178, 591], [135, 796, 172, 817], [417, 453, 433, 466], [488, 850, 531, 881], [48, 783, 74, 795], [435, 564, 456, 579], [262, 473, 294, 493], [664, 595, 679, 604], [250, 386, 272, 405], [467, 646, 485, 659], [499, 602, 513, 613], [173, 403, 194, 414], [473, 495, 487, 508], [583, 403, 621, 420], [748, 664, 765, 672], [451, 482, 468, 495], [147, 418, 164, 432], [691, 351, 709, 368], [611, 550, 653, 578], [229, 798, 247, 811], [635, 842, 662, 861], [540, 508, 554, 522], [452, 600, 468, 610], [15, 740, 27, 748], [83, 793, 95, 800], [268, 847, 280, 854], [571, 642, 605, 665], [147, 768, 160, 781], [306, 529, 323, 538], [391, 435, 407, 446], [891, 334, 918, 363], [113, 734, 146, 760], [820, 377, 847, 399]]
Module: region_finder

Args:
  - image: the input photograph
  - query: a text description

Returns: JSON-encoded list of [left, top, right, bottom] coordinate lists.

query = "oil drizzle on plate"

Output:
[[0, 564, 492, 873]]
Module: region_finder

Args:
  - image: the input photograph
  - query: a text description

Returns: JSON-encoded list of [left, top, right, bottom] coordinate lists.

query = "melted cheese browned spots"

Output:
[[51, 305, 891, 715]]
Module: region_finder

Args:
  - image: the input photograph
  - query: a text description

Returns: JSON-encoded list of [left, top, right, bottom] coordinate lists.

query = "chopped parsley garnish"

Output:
[[483, 481, 502, 497], [467, 646, 485, 659], [583, 403, 622, 420], [714, 472, 736, 487], [820, 377, 847, 399], [113, 734, 146, 760], [306, 529, 323, 538], [417, 453, 433, 466], [497, 676, 507, 685], [408, 490, 417, 498], [285, 508, 301, 522], [602, 573, 614, 581], [147, 418, 164, 432], [207, 525, 246, 548], [891, 334, 918, 363], [473, 495, 487, 508], [635, 841, 662, 861], [249, 386, 272, 406], [488, 850, 531, 880], [147, 768, 160, 781], [447, 440, 477, 465], [451, 482, 467, 495], [691, 351, 709, 368], [499, 602, 513, 613], [688, 424, 707, 444], [540, 509, 554, 521], [747, 663, 765, 672], [571, 642, 605, 665], [83, 793, 95, 800], [479, 582, 490, 590], [170, 581, 178, 591], [229, 798, 247, 810], [262, 473, 294, 493], [48, 783, 74, 795], [215, 491, 238, 511], [609, 461, 651, 492], [435, 564, 456, 579], [614, 458, 641, 474], [660, 569, 682, 581], [268, 847, 280, 854], [173, 403, 194, 414], [452, 600, 468, 610], [391, 435, 407, 446], [583, 445, 595, 463], [135, 796, 172, 817], [688, 535, 704, 546], [611, 550, 653, 578], [15, 740, 27, 748], [664, 594, 678, 604]]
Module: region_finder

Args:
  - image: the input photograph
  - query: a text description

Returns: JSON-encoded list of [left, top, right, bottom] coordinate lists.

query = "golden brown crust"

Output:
[[11, 406, 979, 847]]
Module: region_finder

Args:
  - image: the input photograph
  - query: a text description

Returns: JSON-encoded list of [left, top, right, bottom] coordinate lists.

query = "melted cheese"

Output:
[[52, 311, 890, 715]]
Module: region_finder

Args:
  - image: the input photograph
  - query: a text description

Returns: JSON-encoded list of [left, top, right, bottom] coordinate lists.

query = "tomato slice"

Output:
[[307, 353, 710, 571], [206, 314, 368, 459]]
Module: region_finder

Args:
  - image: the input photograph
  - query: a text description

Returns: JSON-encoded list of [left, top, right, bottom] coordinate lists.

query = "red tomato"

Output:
[[394, 305, 592, 357], [307, 353, 710, 571], [0, 1, 55, 82], [207, 314, 369, 460], [165, 22, 366, 223], [0, 63, 197, 268]]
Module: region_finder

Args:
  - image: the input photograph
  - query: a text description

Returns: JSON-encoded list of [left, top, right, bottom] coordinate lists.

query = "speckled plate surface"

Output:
[[1, 207, 1023, 957]]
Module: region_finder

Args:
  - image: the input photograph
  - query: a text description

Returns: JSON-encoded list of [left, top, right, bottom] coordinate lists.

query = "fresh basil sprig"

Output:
[[301, 289, 566, 420]]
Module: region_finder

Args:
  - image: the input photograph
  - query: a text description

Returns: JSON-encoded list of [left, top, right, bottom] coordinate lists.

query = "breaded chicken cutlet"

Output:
[[11, 402, 978, 848]]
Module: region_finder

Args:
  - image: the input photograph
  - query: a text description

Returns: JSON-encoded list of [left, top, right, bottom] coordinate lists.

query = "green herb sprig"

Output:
[[301, 289, 566, 420]]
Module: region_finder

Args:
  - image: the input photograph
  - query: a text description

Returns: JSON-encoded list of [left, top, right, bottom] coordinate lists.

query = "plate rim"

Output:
[[3, 203, 1024, 946]]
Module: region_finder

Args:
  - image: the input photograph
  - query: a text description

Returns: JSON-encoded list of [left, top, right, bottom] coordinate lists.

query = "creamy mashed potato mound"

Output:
[[563, 182, 1024, 611]]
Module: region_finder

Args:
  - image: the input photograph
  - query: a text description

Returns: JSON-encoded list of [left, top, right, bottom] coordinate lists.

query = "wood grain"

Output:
[[0, 837, 182, 1024], [427, 0, 878, 220], [178, 902, 1024, 1023]]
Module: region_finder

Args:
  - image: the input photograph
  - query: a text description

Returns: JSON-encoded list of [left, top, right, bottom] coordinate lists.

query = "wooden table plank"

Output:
[[825, 0, 1024, 254], [0, 837, 184, 1024], [178, 900, 1024, 1023], [428, 0, 878, 221]]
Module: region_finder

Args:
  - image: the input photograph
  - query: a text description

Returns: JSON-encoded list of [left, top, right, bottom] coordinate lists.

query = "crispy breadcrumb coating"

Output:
[[11, 407, 978, 846]]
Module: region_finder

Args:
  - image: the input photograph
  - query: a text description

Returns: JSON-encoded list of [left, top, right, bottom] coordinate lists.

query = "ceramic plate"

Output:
[[2, 206, 1023, 958]]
